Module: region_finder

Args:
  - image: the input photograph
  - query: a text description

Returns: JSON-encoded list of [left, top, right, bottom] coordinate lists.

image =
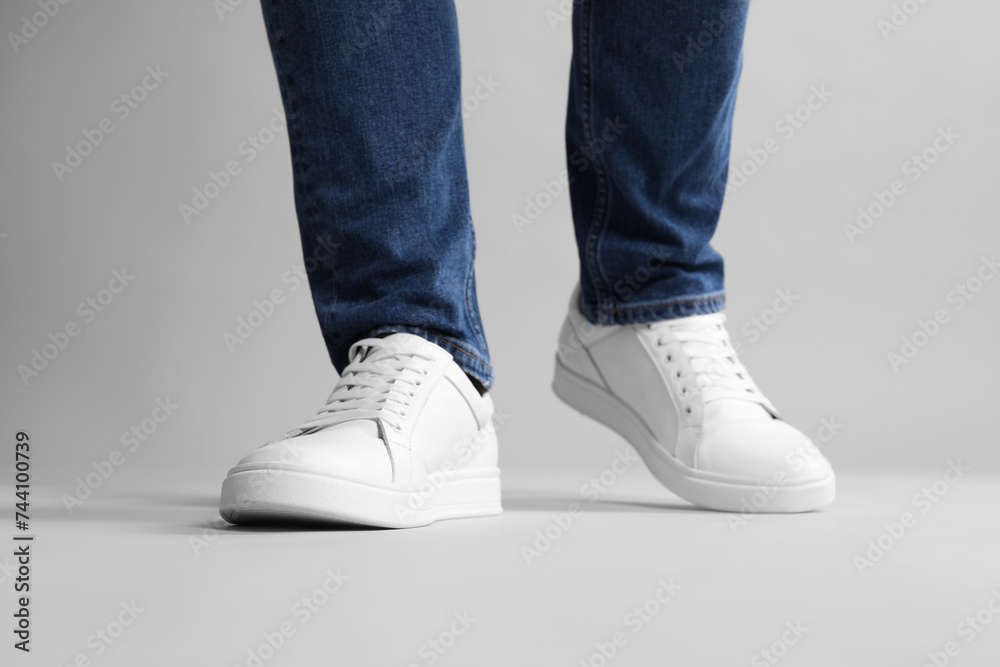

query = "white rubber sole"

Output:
[[219, 467, 502, 529], [552, 356, 835, 513]]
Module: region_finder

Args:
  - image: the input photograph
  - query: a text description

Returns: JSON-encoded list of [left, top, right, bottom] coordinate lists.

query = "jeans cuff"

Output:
[[362, 324, 495, 390], [579, 291, 725, 325]]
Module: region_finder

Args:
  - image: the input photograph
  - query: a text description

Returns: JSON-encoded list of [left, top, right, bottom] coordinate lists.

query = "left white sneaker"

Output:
[[553, 286, 835, 513]]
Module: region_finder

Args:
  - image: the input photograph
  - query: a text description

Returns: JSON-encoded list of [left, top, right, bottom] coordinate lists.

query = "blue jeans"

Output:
[[260, 0, 748, 390]]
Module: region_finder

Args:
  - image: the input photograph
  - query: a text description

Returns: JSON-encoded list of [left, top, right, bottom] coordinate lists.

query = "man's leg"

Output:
[[260, 0, 493, 389], [555, 0, 836, 513], [219, 2, 500, 528], [566, 0, 746, 319]]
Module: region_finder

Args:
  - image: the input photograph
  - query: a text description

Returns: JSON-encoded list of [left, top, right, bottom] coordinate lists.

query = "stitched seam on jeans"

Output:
[[581, 292, 724, 315], [578, 0, 612, 313], [463, 221, 485, 343]]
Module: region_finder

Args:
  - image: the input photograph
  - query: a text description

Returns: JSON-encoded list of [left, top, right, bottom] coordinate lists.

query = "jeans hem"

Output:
[[362, 324, 495, 390], [579, 291, 725, 325]]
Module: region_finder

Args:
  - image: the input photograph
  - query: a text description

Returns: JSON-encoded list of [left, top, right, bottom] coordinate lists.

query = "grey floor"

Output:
[[10, 469, 999, 666]]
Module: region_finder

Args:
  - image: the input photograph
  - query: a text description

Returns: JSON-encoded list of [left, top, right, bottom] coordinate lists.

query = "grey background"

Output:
[[3, 0, 998, 491], [1, 1, 998, 665]]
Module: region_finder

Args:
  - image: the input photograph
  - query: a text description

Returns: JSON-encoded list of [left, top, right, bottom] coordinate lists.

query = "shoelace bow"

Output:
[[649, 314, 768, 407], [289, 340, 434, 436]]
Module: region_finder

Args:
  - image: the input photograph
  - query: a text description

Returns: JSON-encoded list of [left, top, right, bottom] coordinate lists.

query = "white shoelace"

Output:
[[648, 313, 769, 407], [289, 338, 435, 436]]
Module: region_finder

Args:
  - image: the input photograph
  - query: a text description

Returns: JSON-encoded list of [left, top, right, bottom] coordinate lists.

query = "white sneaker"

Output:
[[220, 333, 502, 528], [553, 286, 835, 512]]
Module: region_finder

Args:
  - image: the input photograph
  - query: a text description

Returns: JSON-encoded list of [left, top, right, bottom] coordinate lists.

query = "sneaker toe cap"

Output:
[[695, 419, 833, 484], [234, 421, 393, 484]]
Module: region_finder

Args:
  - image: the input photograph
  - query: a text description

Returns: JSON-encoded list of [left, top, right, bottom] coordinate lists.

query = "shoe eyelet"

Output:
[[681, 388, 687, 395], [675, 371, 681, 378], [685, 407, 692, 415], [666, 355, 672, 362]]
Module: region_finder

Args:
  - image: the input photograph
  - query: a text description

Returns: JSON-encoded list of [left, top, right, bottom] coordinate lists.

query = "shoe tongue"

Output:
[[356, 332, 453, 364], [335, 418, 380, 440], [705, 399, 772, 423]]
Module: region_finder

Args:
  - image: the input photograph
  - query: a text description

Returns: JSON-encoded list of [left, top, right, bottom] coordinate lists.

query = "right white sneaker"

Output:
[[219, 333, 502, 528]]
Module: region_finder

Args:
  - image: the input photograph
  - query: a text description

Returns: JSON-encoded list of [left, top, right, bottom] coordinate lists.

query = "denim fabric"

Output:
[[259, 0, 748, 390]]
